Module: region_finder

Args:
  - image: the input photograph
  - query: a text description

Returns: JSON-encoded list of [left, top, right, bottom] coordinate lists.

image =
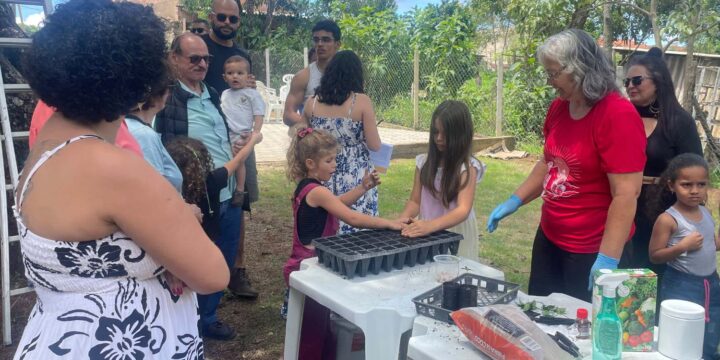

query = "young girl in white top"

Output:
[[649, 153, 720, 359], [398, 100, 486, 261]]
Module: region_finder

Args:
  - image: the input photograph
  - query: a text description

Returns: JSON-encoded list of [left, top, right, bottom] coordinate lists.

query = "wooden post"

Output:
[[265, 48, 270, 87], [413, 47, 419, 130], [495, 54, 504, 136]]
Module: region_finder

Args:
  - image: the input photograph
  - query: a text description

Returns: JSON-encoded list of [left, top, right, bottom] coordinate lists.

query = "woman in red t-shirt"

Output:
[[486, 29, 646, 301]]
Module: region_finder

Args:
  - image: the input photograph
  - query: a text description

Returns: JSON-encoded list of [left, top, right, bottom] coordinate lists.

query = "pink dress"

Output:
[[416, 154, 486, 261], [283, 179, 339, 360]]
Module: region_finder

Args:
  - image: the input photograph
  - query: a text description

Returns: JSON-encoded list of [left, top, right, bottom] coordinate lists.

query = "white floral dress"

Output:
[[309, 94, 378, 234], [13, 135, 203, 360]]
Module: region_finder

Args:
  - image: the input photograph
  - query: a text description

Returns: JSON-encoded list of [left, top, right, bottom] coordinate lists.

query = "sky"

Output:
[[15, 0, 444, 26], [396, 0, 442, 14]]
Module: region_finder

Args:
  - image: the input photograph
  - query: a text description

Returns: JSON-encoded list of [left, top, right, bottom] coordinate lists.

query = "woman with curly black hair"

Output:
[[301, 50, 382, 234], [14, 0, 228, 358]]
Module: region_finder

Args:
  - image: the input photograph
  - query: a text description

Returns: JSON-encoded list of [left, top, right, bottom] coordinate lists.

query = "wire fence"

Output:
[[249, 44, 495, 136]]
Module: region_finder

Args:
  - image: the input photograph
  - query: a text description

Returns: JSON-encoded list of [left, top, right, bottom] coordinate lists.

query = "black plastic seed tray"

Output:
[[412, 273, 520, 324], [312, 229, 461, 279]]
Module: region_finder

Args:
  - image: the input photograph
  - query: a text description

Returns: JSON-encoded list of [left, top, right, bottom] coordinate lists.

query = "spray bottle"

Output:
[[593, 272, 629, 360]]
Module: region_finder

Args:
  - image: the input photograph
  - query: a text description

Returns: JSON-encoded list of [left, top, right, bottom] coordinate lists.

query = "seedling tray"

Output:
[[312, 229, 461, 279], [412, 273, 520, 324]]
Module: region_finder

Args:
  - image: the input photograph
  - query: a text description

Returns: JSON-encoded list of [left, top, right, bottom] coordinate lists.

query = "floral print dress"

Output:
[[13, 135, 203, 360], [309, 94, 378, 234]]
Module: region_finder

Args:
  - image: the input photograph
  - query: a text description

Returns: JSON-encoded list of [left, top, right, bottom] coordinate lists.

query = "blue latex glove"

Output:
[[588, 253, 619, 290], [486, 194, 523, 233]]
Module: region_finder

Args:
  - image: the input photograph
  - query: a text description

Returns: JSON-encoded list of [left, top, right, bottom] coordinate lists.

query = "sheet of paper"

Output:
[[369, 143, 393, 173]]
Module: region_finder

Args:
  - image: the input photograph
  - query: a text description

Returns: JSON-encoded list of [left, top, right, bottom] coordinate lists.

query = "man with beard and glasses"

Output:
[[202, 0, 253, 94], [201, 0, 260, 300]]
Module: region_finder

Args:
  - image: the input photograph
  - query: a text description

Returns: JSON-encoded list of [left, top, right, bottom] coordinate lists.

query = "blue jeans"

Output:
[[198, 200, 242, 328], [661, 266, 720, 359]]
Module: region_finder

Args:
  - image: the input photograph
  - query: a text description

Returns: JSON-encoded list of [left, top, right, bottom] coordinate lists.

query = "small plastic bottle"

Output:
[[576, 308, 591, 339]]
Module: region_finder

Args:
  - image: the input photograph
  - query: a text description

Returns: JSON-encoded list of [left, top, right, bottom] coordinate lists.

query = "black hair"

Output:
[[23, 0, 166, 125], [191, 19, 209, 26], [312, 19, 341, 41], [315, 50, 363, 106], [627, 47, 688, 142], [165, 136, 215, 206], [421, 100, 475, 207], [136, 61, 174, 111], [648, 153, 709, 219]]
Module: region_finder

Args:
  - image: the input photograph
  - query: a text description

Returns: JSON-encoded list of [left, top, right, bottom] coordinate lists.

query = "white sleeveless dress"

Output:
[[13, 135, 204, 360], [309, 94, 379, 234]]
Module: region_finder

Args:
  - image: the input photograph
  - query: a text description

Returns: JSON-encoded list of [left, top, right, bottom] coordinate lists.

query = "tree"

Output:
[[665, 0, 720, 110]]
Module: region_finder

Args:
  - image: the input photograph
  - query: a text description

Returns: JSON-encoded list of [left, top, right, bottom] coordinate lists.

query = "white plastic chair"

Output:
[[282, 74, 294, 87]]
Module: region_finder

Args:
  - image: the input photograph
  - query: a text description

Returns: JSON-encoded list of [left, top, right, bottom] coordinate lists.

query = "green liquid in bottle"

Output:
[[592, 295, 622, 360]]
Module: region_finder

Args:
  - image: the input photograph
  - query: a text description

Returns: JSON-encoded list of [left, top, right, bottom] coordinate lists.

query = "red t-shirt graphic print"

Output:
[[540, 92, 646, 253]]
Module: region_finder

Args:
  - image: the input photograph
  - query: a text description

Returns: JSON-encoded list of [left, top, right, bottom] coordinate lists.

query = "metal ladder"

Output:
[[0, 0, 52, 346]]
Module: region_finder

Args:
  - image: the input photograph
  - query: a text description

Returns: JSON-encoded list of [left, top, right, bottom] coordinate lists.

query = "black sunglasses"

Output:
[[623, 75, 651, 87], [185, 54, 212, 65], [215, 13, 239, 24], [190, 28, 206, 34]]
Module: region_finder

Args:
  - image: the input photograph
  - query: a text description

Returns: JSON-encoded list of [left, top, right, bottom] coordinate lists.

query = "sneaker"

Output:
[[202, 321, 236, 341], [228, 268, 259, 299]]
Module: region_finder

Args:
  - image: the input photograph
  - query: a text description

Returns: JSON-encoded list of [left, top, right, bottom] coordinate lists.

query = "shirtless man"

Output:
[[282, 19, 341, 126]]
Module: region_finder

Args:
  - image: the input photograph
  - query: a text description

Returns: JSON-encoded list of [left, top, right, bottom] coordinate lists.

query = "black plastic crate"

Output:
[[412, 273, 520, 324], [312, 229, 461, 279]]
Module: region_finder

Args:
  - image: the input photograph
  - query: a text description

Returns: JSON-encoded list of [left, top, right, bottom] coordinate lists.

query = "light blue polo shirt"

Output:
[[126, 116, 183, 193], [180, 81, 234, 202]]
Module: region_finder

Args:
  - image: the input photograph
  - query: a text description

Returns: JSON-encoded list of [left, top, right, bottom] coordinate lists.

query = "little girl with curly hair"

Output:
[[283, 126, 400, 359], [165, 133, 260, 240]]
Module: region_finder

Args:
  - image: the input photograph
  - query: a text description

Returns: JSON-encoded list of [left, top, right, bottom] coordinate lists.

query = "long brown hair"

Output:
[[420, 100, 474, 207], [164, 136, 214, 206]]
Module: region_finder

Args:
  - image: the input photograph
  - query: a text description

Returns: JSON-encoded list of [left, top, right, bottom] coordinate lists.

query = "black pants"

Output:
[[528, 227, 597, 302]]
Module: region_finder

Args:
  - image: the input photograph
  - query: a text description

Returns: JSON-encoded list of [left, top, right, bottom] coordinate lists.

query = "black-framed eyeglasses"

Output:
[[545, 66, 567, 80], [190, 28, 206, 34], [312, 36, 335, 44], [624, 75, 651, 87], [214, 13, 239, 24], [184, 54, 212, 65]]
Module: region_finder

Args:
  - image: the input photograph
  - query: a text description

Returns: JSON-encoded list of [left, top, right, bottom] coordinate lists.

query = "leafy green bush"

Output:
[[503, 60, 554, 144], [376, 95, 437, 130]]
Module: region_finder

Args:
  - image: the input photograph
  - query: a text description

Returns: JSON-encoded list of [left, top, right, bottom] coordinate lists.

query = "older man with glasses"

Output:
[[155, 32, 241, 341]]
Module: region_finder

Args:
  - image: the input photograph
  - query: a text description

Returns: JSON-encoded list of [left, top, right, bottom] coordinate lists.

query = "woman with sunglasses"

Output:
[[487, 29, 646, 302], [14, 0, 228, 358], [621, 47, 703, 275]]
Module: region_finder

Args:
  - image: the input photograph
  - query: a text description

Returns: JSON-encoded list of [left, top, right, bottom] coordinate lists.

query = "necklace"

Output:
[[635, 100, 660, 119]]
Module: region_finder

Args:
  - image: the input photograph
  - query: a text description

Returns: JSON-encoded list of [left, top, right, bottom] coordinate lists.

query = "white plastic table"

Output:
[[407, 292, 671, 360], [283, 257, 505, 360]]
